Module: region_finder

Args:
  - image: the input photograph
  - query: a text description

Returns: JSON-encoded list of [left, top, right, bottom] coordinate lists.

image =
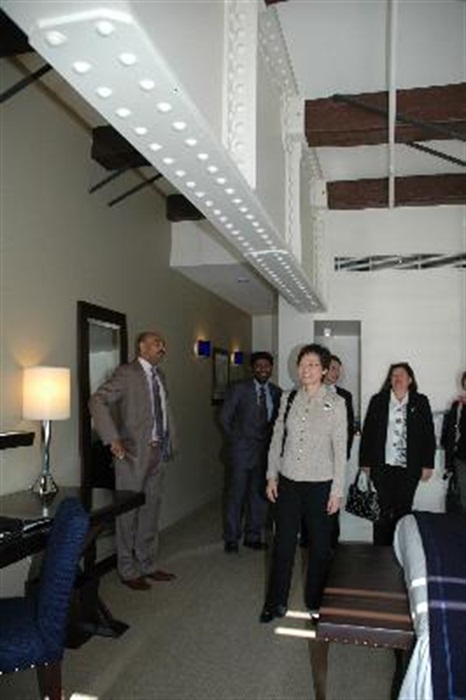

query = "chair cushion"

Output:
[[0, 597, 62, 672]]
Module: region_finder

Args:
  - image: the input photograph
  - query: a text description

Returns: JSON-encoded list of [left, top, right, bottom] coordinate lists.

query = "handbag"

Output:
[[345, 469, 381, 522], [445, 470, 462, 514]]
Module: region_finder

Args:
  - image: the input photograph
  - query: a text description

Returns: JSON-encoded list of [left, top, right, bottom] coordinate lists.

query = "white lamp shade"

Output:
[[23, 367, 71, 420]]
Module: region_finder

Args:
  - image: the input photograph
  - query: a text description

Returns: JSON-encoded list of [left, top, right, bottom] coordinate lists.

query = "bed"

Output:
[[393, 512, 466, 700]]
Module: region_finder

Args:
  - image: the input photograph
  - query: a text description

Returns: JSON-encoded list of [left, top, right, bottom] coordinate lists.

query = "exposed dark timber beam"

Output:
[[166, 195, 205, 222], [327, 174, 466, 210], [0, 9, 32, 56], [0, 63, 52, 104], [92, 125, 150, 170], [305, 84, 466, 147]]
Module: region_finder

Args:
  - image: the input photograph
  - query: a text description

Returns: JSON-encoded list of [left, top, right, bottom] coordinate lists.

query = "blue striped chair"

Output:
[[0, 497, 89, 699]]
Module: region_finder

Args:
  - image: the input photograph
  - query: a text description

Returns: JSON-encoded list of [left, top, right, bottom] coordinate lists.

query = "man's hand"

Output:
[[110, 439, 126, 461], [266, 478, 278, 503]]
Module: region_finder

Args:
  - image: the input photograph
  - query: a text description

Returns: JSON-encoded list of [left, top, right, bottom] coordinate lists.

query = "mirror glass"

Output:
[[78, 301, 128, 490]]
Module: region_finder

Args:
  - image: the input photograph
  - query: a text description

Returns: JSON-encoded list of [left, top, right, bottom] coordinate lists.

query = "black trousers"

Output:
[[371, 465, 419, 546], [265, 476, 333, 611]]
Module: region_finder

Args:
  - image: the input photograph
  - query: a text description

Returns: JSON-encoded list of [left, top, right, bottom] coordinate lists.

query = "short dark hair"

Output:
[[381, 362, 418, 393], [250, 351, 274, 367], [461, 370, 466, 390], [330, 354, 342, 365], [297, 343, 331, 371]]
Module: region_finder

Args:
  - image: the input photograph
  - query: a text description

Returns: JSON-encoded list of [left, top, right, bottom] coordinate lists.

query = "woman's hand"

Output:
[[421, 467, 433, 482], [327, 494, 342, 515], [266, 478, 279, 503], [361, 467, 371, 476]]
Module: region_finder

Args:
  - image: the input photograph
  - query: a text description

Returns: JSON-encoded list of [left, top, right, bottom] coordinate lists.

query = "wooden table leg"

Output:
[[309, 639, 329, 700]]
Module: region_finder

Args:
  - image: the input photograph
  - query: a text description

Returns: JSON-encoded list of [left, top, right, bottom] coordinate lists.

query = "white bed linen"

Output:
[[393, 514, 432, 700]]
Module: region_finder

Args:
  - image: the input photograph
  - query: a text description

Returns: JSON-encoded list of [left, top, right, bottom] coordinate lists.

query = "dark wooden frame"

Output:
[[77, 301, 128, 490], [211, 347, 230, 405]]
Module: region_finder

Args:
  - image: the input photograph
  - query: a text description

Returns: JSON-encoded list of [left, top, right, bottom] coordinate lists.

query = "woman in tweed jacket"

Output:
[[259, 344, 347, 623]]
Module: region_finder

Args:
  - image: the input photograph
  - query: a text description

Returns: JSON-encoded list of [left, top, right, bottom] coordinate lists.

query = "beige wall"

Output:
[[0, 61, 251, 529]]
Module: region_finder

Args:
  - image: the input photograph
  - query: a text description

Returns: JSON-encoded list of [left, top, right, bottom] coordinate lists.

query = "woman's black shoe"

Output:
[[259, 604, 287, 623]]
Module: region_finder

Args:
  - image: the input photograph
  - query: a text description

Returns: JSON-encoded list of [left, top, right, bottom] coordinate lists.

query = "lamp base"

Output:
[[31, 472, 59, 501]]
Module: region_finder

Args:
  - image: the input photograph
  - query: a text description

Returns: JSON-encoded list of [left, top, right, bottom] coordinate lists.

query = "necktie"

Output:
[[258, 385, 268, 423], [151, 367, 164, 440]]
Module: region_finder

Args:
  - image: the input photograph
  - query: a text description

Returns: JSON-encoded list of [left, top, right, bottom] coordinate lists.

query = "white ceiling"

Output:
[[3, 0, 464, 316], [278, 0, 465, 183]]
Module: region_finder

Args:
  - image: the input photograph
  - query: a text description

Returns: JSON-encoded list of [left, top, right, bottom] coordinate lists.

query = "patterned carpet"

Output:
[[1, 500, 394, 700]]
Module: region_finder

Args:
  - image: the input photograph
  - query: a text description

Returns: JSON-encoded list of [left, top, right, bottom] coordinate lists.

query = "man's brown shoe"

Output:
[[146, 570, 176, 582], [121, 576, 151, 591]]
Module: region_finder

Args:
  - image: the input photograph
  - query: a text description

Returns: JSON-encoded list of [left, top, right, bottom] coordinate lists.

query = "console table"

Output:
[[310, 544, 414, 700], [0, 487, 144, 647]]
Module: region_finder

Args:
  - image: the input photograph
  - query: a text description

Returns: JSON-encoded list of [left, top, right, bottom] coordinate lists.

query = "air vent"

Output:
[[335, 253, 465, 272]]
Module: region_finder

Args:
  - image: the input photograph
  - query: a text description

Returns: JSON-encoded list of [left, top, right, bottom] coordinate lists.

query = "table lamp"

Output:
[[23, 366, 71, 500]]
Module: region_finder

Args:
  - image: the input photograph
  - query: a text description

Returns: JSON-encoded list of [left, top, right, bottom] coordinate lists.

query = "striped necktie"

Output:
[[151, 367, 164, 440]]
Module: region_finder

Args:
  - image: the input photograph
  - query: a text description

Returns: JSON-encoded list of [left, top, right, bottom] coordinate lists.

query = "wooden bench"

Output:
[[310, 543, 414, 700]]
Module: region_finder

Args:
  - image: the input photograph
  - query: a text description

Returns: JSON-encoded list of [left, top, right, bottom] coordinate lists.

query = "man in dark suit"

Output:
[[324, 354, 354, 547], [326, 355, 355, 461], [220, 352, 282, 553], [89, 330, 176, 590]]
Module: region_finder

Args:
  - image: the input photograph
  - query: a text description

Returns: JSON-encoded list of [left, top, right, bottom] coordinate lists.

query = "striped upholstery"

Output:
[[0, 497, 89, 673]]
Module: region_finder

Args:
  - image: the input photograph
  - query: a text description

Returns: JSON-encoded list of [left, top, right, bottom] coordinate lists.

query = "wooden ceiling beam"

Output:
[[305, 83, 466, 147], [327, 174, 466, 210]]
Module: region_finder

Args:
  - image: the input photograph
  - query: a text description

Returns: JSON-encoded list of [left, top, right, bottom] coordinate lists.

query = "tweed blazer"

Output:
[[359, 389, 435, 480], [267, 385, 347, 498], [89, 360, 176, 490]]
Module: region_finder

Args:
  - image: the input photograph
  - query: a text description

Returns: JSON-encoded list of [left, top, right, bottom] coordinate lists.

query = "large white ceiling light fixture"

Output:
[[5, 2, 323, 312]]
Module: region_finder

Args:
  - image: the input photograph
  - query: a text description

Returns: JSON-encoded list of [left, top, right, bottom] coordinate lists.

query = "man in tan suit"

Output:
[[89, 331, 176, 590]]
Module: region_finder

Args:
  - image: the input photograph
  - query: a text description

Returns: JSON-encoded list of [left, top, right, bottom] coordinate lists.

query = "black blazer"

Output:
[[336, 385, 355, 459], [220, 379, 282, 446], [359, 390, 436, 481]]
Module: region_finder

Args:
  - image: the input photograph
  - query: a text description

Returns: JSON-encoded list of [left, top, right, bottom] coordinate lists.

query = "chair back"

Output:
[[36, 497, 89, 654]]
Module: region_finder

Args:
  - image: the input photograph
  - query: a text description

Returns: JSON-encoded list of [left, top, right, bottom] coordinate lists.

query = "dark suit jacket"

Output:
[[359, 389, 436, 481], [220, 379, 281, 468], [441, 400, 466, 468], [335, 385, 355, 459]]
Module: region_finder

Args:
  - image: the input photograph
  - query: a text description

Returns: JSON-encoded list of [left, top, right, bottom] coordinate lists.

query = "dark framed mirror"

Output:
[[78, 301, 128, 489]]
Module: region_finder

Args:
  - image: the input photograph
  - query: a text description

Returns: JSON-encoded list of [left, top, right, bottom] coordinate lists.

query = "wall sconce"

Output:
[[195, 340, 212, 358], [232, 351, 244, 366], [23, 366, 71, 500]]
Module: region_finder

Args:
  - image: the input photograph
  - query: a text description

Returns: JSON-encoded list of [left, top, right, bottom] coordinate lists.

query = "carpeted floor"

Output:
[[0, 500, 394, 700]]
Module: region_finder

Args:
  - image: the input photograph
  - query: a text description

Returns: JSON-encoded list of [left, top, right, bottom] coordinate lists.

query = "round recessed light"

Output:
[[157, 102, 173, 113], [172, 121, 187, 131], [73, 61, 92, 74], [207, 165, 218, 174], [195, 191, 205, 198], [134, 126, 148, 135], [95, 21, 115, 37], [119, 52, 137, 66], [139, 78, 155, 91], [162, 157, 175, 165], [46, 31, 67, 46], [174, 169, 186, 177], [149, 142, 162, 152], [116, 107, 131, 118], [204, 200, 213, 207], [96, 86, 113, 98], [216, 177, 226, 185], [185, 138, 197, 147], [225, 188, 235, 195], [186, 181, 196, 189], [197, 153, 209, 161]]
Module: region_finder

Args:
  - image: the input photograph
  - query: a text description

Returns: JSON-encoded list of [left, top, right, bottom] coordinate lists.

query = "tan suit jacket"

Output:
[[89, 360, 176, 492]]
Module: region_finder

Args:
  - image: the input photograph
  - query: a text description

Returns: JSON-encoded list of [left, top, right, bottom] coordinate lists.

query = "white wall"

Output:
[[317, 206, 466, 413]]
